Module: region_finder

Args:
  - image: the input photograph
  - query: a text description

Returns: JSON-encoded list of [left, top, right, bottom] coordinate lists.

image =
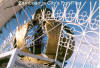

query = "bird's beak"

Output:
[[28, 19, 38, 29]]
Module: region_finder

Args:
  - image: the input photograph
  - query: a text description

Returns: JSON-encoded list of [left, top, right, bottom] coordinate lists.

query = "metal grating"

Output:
[[0, 0, 99, 68]]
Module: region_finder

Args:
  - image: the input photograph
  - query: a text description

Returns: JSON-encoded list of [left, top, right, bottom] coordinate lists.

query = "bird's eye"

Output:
[[43, 21, 46, 25]]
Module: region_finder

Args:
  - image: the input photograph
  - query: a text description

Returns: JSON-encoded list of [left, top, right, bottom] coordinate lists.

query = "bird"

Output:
[[43, 20, 75, 64], [13, 7, 75, 68], [13, 20, 52, 66], [34, 7, 75, 67]]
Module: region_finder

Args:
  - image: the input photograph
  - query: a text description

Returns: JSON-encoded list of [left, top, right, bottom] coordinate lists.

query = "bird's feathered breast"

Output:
[[45, 20, 61, 57], [15, 23, 29, 48]]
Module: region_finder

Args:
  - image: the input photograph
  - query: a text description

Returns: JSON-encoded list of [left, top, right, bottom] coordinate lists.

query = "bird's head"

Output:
[[34, 7, 52, 27]]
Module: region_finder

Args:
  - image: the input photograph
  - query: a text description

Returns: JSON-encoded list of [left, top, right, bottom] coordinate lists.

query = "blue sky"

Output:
[[0, 0, 99, 68]]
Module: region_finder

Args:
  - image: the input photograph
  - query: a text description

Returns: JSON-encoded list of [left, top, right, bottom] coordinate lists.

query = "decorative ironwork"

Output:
[[0, 0, 99, 68]]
